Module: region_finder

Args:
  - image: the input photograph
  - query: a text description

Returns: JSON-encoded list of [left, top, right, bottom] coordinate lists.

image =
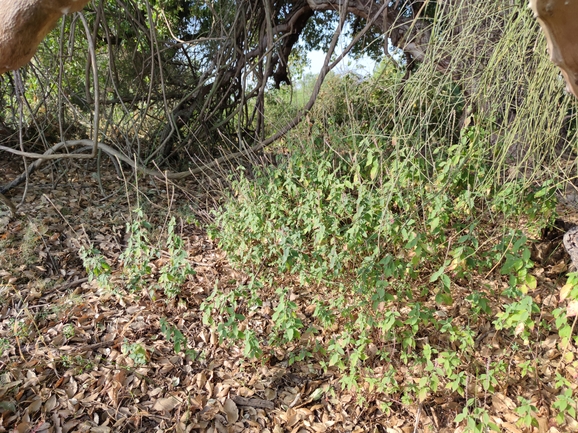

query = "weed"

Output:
[[81, 210, 194, 298], [120, 208, 156, 291], [60, 355, 94, 373], [79, 245, 112, 289], [270, 288, 303, 345], [0, 338, 10, 356], [515, 397, 538, 428], [62, 324, 75, 340], [158, 217, 195, 298], [7, 318, 30, 340], [553, 388, 578, 425], [455, 403, 499, 432], [159, 317, 198, 360], [494, 295, 540, 345], [205, 119, 559, 426], [121, 341, 148, 366]]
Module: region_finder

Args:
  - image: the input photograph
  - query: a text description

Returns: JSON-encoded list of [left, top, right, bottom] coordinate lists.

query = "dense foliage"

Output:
[[201, 1, 578, 430], [2, 0, 578, 430], [1, 0, 446, 175]]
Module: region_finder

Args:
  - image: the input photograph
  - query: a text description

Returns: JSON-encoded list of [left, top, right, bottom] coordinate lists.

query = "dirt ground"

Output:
[[1, 155, 577, 433]]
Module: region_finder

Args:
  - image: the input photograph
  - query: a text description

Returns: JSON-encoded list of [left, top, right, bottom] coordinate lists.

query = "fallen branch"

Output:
[[231, 396, 275, 409]]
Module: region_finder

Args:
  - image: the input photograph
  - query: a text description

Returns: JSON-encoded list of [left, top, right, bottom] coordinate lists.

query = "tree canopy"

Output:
[[0, 0, 438, 177], [0, 0, 573, 189]]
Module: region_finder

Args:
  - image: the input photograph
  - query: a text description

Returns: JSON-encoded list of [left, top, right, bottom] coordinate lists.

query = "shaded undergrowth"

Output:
[[206, 122, 578, 431]]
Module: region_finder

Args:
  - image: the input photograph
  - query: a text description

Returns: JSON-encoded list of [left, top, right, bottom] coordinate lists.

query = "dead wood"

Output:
[[231, 396, 275, 409]]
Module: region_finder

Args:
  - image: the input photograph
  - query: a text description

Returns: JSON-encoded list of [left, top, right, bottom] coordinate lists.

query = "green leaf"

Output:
[[430, 266, 445, 282], [436, 292, 453, 306], [370, 161, 379, 180], [519, 274, 536, 294]]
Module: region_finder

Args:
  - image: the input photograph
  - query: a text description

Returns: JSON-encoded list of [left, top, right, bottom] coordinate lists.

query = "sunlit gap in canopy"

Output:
[[303, 35, 403, 82]]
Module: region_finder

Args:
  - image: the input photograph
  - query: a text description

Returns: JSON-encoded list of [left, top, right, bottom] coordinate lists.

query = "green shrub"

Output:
[[206, 121, 557, 413], [204, 2, 576, 426], [81, 209, 194, 298]]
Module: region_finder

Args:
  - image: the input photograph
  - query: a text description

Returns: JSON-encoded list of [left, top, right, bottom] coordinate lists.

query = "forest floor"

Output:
[[0, 156, 577, 433]]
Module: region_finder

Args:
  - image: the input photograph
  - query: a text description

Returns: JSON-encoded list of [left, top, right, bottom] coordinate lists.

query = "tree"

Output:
[[0, 0, 573, 197], [0, 0, 434, 164]]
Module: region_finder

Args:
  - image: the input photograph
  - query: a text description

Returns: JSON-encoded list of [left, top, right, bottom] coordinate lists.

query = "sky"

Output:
[[306, 49, 377, 77]]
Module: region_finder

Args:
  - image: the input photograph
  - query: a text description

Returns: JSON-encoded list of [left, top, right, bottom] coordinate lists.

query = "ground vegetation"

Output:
[[1, 0, 578, 432]]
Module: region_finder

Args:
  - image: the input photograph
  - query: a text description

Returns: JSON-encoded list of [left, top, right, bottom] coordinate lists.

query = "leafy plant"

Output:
[[270, 288, 303, 345], [516, 397, 538, 428], [494, 295, 540, 345], [455, 404, 500, 433], [205, 112, 557, 423], [160, 317, 198, 360], [63, 324, 75, 340], [120, 208, 157, 291], [60, 355, 94, 373], [0, 338, 10, 357], [158, 217, 195, 297], [553, 388, 577, 425], [82, 210, 194, 298], [79, 245, 112, 289], [498, 233, 536, 296], [121, 341, 148, 366]]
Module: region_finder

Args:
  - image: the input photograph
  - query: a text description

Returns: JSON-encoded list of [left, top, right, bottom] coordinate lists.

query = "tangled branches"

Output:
[[0, 0, 439, 198]]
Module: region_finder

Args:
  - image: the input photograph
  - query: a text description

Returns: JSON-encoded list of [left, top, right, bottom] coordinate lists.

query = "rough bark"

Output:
[[531, 0, 578, 98], [0, 0, 90, 74]]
